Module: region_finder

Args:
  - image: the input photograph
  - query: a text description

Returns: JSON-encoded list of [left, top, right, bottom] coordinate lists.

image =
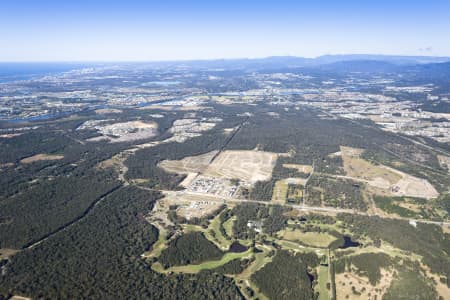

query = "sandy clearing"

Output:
[[437, 155, 450, 171], [283, 163, 313, 173], [94, 108, 123, 114], [9, 296, 32, 300], [203, 150, 278, 184], [21, 153, 64, 164], [266, 111, 280, 118], [86, 136, 110, 142], [139, 105, 212, 111], [159, 151, 218, 175], [160, 192, 223, 220], [0, 133, 23, 138], [340, 146, 439, 199], [81, 120, 159, 143], [284, 177, 308, 186], [392, 176, 439, 199], [443, 225, 450, 234], [103, 121, 158, 143], [336, 269, 394, 300], [0, 162, 14, 168], [328, 151, 342, 158], [179, 173, 198, 188], [367, 177, 392, 189], [176, 200, 223, 220], [421, 264, 450, 300], [223, 127, 236, 135], [0, 248, 19, 259]]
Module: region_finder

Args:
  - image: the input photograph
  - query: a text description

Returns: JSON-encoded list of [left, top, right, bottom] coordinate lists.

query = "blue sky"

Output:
[[1, 0, 449, 61]]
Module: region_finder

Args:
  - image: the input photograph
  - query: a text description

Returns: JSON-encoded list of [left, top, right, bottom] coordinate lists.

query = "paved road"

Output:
[[158, 189, 450, 227]]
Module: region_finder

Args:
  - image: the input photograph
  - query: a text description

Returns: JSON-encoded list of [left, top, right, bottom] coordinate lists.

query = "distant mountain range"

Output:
[[1, 55, 449, 81], [147, 54, 450, 72]]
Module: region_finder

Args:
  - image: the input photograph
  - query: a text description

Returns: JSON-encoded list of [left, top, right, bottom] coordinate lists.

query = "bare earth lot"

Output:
[[158, 151, 218, 175], [81, 120, 158, 143], [158, 192, 224, 220], [283, 163, 313, 174], [203, 150, 278, 184], [159, 150, 278, 187], [336, 269, 394, 300], [20, 153, 64, 164], [340, 146, 439, 199]]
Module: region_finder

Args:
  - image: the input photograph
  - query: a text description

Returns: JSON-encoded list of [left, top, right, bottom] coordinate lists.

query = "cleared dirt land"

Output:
[[0, 248, 19, 260], [159, 150, 278, 186], [81, 120, 158, 143], [283, 163, 313, 174], [340, 146, 439, 199], [336, 269, 394, 300], [20, 153, 64, 164], [437, 155, 450, 172], [203, 150, 278, 184], [160, 192, 224, 220], [94, 108, 123, 114], [159, 151, 218, 175]]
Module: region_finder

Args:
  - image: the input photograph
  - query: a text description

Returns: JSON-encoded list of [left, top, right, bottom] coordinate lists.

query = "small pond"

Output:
[[229, 241, 248, 253], [339, 235, 361, 249]]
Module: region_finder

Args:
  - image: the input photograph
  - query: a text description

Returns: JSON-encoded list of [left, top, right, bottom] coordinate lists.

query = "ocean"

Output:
[[0, 63, 91, 83]]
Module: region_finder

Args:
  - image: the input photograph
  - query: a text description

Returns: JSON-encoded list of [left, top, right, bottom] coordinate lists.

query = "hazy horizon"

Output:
[[1, 0, 450, 61], [2, 52, 450, 64]]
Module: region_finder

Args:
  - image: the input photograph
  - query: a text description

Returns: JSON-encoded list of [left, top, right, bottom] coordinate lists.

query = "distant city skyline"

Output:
[[1, 0, 450, 61]]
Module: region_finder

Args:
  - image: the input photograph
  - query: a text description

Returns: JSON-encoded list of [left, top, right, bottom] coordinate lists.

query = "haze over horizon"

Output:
[[1, 0, 450, 62]]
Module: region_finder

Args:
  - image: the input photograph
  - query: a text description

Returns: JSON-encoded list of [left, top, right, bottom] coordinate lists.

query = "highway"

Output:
[[159, 189, 450, 227]]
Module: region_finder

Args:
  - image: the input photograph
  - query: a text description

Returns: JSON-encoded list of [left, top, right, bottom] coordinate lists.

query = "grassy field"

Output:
[[374, 196, 417, 218], [236, 246, 273, 279], [204, 211, 232, 250], [163, 249, 253, 274], [344, 244, 422, 262], [287, 184, 303, 203], [276, 239, 327, 254], [278, 229, 338, 248], [271, 180, 288, 204], [238, 280, 269, 300], [142, 224, 168, 259], [222, 216, 236, 238], [340, 146, 438, 199], [235, 244, 274, 300], [317, 265, 329, 300], [183, 224, 205, 233], [342, 153, 402, 185]]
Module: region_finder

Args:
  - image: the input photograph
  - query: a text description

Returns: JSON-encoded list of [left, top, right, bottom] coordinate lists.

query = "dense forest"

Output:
[[251, 250, 319, 300], [0, 169, 121, 248], [158, 232, 224, 268], [208, 258, 253, 275], [306, 175, 367, 211], [230, 203, 290, 239], [0, 187, 243, 299], [0, 98, 448, 299]]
